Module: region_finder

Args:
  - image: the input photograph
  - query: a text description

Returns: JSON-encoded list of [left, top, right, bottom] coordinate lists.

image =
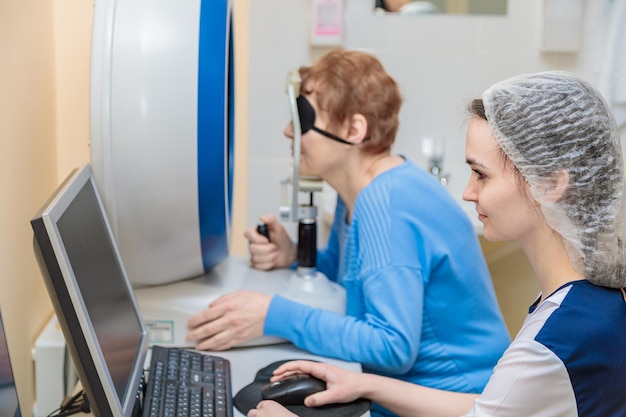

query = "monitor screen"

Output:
[[0, 309, 21, 417], [31, 164, 148, 417]]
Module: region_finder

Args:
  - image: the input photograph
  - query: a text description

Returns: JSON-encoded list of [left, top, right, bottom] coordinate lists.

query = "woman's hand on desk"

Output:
[[245, 215, 297, 271], [185, 290, 271, 350]]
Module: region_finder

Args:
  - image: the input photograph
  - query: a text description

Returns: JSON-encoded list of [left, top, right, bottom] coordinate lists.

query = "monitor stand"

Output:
[[133, 256, 346, 347]]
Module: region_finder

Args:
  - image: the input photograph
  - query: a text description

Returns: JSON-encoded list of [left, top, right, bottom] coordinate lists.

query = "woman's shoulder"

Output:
[[365, 157, 442, 195], [518, 281, 626, 358], [361, 157, 464, 213]]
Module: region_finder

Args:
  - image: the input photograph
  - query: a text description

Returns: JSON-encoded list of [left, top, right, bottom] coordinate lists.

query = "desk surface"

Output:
[[134, 256, 346, 348]]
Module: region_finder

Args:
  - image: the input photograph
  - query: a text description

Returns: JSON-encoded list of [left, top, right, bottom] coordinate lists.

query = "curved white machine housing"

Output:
[[90, 0, 233, 287]]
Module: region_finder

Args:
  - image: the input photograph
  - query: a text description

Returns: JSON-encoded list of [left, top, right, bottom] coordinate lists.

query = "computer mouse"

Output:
[[261, 374, 327, 405]]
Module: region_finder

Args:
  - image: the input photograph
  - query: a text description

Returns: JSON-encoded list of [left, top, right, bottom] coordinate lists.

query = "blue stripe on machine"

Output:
[[197, 0, 232, 271]]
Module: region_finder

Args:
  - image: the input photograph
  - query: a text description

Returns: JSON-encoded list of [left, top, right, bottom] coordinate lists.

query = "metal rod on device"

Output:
[[285, 71, 302, 223]]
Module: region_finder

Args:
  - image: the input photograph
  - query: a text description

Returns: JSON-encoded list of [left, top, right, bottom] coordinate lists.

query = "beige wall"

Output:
[[53, 0, 93, 181], [230, 0, 250, 257], [1, 0, 63, 414], [480, 238, 539, 337]]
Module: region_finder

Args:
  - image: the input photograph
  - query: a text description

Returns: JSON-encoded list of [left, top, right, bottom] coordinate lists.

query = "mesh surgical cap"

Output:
[[482, 71, 626, 288]]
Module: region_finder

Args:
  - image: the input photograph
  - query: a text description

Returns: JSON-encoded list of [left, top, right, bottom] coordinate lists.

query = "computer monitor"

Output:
[[0, 308, 22, 417], [31, 164, 149, 417]]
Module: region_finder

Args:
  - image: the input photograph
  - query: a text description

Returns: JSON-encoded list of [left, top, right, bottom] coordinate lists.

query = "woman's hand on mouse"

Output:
[[269, 360, 366, 407], [247, 400, 297, 417]]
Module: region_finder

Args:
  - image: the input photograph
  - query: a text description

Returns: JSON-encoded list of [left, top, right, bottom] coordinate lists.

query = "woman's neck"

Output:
[[519, 229, 584, 302], [328, 153, 404, 221]]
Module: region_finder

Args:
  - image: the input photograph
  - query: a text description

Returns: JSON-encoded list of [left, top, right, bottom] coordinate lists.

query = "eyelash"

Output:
[[472, 168, 485, 180]]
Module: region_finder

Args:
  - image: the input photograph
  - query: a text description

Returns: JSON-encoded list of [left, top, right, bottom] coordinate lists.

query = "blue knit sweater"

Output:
[[264, 159, 510, 409]]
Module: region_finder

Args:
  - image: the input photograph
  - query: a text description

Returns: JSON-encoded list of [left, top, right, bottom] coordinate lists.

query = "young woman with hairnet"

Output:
[[247, 71, 626, 417], [186, 49, 511, 417]]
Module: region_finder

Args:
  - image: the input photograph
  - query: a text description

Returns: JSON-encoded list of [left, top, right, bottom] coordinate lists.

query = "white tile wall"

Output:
[[245, 0, 614, 240]]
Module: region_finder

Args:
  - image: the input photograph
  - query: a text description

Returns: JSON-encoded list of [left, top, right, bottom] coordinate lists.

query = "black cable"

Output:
[[60, 390, 83, 412], [47, 390, 90, 417]]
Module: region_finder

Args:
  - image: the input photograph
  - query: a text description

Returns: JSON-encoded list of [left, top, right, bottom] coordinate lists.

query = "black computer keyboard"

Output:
[[144, 345, 233, 417]]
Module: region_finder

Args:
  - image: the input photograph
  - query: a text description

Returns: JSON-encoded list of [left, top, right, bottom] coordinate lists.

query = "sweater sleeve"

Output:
[[264, 264, 424, 374]]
